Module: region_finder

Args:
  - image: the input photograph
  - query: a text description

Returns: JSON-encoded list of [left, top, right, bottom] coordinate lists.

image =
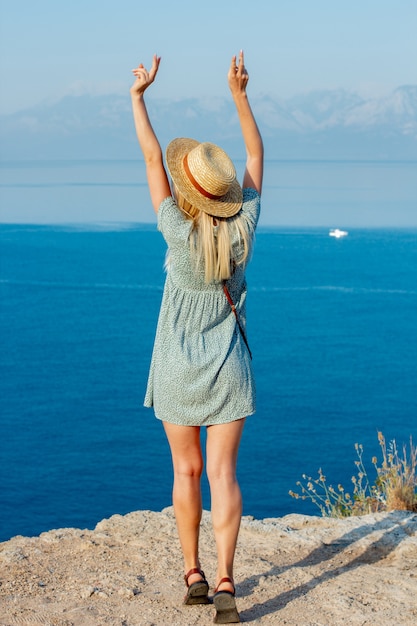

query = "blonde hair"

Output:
[[174, 188, 253, 283]]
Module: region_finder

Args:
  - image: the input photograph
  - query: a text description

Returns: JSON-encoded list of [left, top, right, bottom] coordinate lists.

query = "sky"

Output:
[[0, 1, 416, 226], [1, 0, 416, 115]]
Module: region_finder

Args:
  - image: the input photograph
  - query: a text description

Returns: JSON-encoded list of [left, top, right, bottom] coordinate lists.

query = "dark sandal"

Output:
[[213, 577, 240, 623], [183, 567, 210, 605]]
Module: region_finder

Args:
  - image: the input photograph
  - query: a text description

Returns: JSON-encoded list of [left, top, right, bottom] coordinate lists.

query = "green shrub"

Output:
[[289, 432, 417, 518]]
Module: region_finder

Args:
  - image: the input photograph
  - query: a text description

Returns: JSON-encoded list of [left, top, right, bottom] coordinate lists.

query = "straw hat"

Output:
[[166, 138, 243, 218]]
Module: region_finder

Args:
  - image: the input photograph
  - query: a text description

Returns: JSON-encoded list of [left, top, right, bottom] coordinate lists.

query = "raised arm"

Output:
[[130, 55, 171, 213], [228, 51, 264, 194]]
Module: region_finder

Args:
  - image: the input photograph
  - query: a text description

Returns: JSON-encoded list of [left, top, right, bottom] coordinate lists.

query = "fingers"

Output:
[[230, 50, 247, 77], [131, 55, 161, 87], [238, 49, 245, 70], [149, 54, 161, 81], [228, 50, 249, 96], [131, 64, 146, 80], [238, 50, 248, 79]]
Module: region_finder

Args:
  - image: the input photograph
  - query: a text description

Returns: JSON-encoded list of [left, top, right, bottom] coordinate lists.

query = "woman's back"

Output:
[[159, 189, 260, 294]]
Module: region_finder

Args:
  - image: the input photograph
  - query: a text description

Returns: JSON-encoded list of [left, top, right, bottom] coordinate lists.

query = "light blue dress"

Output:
[[144, 188, 261, 426]]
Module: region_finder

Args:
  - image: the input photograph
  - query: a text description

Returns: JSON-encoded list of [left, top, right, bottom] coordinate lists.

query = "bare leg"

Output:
[[206, 418, 245, 592], [163, 422, 205, 587]]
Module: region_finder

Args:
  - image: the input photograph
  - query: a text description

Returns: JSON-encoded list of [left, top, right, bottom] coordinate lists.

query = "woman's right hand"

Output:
[[228, 51, 263, 193], [228, 50, 249, 99], [130, 55, 161, 96]]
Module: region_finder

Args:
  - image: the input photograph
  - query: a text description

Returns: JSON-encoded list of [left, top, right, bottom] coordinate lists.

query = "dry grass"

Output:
[[289, 431, 417, 518]]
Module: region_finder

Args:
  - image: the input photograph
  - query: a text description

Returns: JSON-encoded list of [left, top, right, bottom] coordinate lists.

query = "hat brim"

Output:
[[166, 138, 243, 218]]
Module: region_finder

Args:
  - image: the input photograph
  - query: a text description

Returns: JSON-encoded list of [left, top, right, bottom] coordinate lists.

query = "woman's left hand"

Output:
[[131, 55, 161, 96]]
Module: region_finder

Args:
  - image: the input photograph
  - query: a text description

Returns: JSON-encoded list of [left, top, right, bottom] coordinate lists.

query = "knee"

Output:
[[174, 458, 204, 480], [206, 463, 236, 486]]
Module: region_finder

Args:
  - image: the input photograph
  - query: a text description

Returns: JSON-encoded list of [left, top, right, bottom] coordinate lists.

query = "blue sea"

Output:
[[1, 161, 417, 542]]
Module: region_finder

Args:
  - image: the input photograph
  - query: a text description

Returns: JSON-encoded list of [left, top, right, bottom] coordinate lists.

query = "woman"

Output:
[[131, 51, 263, 624]]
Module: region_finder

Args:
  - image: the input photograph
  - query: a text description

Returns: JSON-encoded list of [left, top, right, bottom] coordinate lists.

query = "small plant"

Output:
[[289, 432, 417, 518]]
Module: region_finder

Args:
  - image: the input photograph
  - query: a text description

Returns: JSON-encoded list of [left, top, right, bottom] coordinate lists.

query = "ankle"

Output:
[[215, 576, 235, 594], [184, 566, 206, 587]]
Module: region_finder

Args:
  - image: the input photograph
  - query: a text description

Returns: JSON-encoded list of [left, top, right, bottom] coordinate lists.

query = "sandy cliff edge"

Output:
[[1, 507, 416, 625]]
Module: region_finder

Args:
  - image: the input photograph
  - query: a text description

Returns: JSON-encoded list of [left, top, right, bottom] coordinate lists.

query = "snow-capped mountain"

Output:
[[1, 86, 416, 160]]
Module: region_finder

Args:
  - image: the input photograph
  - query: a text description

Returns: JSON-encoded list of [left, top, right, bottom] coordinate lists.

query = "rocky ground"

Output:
[[1, 507, 416, 625]]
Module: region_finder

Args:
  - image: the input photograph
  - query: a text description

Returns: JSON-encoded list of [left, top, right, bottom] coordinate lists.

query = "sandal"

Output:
[[183, 567, 210, 605], [213, 577, 240, 623]]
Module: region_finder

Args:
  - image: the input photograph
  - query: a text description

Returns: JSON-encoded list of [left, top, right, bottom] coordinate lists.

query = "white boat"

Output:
[[329, 228, 348, 238]]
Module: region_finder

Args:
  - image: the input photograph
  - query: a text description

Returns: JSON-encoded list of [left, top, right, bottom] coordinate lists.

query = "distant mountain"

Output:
[[1, 87, 416, 161]]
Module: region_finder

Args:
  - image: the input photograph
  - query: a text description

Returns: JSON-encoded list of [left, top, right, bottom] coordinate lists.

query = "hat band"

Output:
[[183, 154, 223, 201]]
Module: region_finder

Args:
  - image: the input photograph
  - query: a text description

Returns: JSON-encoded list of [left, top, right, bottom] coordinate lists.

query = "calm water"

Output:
[[0, 160, 416, 541], [1, 159, 416, 226]]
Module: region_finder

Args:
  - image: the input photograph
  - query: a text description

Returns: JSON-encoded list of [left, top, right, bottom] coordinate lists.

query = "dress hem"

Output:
[[143, 404, 256, 427]]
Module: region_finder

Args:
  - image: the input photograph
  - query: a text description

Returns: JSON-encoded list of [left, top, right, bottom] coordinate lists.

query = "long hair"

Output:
[[174, 188, 253, 283]]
